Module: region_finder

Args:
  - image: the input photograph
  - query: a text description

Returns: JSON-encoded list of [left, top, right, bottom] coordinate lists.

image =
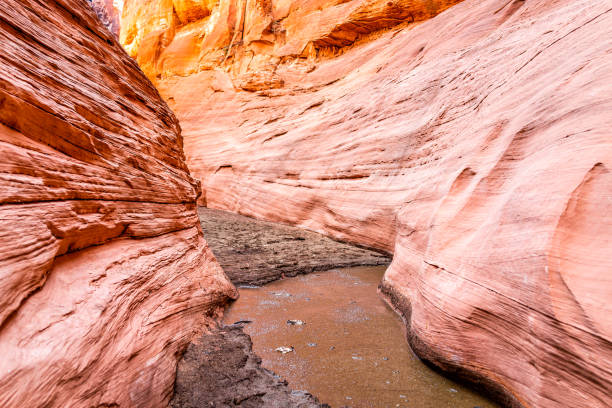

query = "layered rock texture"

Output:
[[123, 0, 612, 407], [0, 1, 236, 407], [120, 0, 462, 81]]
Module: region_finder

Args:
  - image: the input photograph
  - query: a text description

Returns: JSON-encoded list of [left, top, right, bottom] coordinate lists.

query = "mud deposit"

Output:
[[170, 326, 326, 408], [224, 266, 498, 408], [198, 207, 390, 285]]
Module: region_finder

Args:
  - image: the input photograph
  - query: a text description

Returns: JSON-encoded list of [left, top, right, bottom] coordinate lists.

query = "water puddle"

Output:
[[223, 265, 497, 408]]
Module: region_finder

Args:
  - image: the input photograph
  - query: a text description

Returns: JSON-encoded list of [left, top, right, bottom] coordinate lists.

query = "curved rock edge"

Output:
[[379, 280, 525, 408]]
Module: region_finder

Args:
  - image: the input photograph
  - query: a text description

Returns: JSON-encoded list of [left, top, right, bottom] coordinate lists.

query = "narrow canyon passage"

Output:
[[1, 0, 608, 406]]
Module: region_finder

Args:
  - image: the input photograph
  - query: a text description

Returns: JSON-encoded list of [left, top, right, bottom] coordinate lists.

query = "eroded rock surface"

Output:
[[0, 1, 236, 407], [120, 0, 461, 82], [88, 0, 123, 36], [132, 0, 611, 407]]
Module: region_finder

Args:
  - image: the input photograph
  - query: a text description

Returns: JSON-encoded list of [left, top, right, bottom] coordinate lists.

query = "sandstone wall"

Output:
[[146, 0, 611, 406], [0, 1, 236, 406], [120, 0, 461, 81]]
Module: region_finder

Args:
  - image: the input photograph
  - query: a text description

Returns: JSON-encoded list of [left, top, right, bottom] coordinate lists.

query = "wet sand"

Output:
[[171, 208, 496, 407], [224, 266, 498, 408]]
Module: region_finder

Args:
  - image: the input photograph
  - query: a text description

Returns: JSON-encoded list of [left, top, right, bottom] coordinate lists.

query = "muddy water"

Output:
[[223, 266, 497, 408]]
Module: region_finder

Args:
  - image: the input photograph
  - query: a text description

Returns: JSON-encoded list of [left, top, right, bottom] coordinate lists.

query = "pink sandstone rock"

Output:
[[0, 0, 236, 406], [143, 0, 611, 406]]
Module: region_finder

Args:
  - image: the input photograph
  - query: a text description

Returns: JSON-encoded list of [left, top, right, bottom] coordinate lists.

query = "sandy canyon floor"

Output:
[[170, 208, 496, 407]]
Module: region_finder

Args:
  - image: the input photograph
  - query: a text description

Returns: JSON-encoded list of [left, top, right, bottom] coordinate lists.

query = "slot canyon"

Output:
[[1, 0, 611, 407]]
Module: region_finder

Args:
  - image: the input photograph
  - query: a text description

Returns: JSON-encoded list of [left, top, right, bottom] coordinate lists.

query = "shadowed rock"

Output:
[[0, 1, 236, 406]]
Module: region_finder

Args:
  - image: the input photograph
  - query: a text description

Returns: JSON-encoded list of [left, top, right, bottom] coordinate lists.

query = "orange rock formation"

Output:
[[0, 1, 236, 406], [120, 0, 461, 81], [122, 0, 612, 406]]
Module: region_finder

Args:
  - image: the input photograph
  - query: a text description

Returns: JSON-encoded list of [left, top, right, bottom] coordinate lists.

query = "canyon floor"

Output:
[[198, 207, 391, 286], [171, 207, 392, 407], [171, 208, 495, 407], [170, 324, 327, 408]]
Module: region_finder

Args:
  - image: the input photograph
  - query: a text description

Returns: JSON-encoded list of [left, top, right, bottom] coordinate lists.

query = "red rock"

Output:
[[0, 1, 236, 406], [144, 0, 612, 406]]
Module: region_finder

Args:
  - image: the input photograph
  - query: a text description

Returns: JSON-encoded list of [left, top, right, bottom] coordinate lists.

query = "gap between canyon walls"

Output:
[[121, 0, 612, 407], [0, 1, 236, 407]]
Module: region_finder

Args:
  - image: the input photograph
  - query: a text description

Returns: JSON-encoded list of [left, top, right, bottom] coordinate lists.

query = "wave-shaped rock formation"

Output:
[[122, 0, 612, 406], [0, 1, 236, 406]]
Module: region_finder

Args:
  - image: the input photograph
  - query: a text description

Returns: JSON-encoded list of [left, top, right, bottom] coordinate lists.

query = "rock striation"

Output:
[[0, 1, 236, 407], [126, 0, 612, 406]]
